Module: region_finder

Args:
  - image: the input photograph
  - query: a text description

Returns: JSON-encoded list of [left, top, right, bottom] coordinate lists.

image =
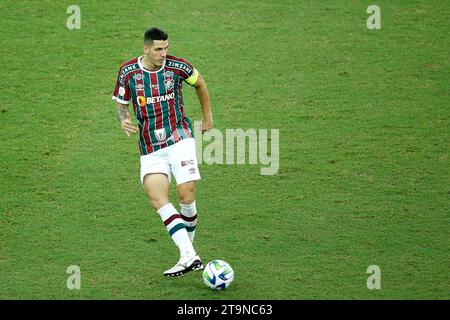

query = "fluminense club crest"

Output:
[[164, 79, 174, 90]]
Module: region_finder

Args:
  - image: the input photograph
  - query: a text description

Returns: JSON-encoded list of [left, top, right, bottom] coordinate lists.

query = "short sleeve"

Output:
[[112, 66, 130, 104]]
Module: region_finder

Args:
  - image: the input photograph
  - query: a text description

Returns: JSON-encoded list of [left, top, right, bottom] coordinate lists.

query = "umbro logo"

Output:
[[181, 159, 194, 167]]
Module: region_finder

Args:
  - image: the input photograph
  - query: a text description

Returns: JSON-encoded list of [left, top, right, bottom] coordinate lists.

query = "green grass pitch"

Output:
[[1, 0, 448, 299]]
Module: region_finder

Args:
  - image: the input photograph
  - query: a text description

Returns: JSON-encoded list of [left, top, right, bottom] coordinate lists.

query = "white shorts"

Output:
[[140, 138, 201, 186]]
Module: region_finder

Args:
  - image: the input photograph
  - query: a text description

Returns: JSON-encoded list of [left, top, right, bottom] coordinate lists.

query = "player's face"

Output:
[[144, 40, 169, 68]]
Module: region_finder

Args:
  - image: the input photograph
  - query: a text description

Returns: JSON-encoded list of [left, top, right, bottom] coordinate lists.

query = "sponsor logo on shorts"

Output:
[[189, 168, 197, 174], [181, 159, 194, 167]]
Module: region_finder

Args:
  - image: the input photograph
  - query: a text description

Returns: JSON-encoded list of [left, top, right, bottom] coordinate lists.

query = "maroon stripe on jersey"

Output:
[[164, 73, 176, 132], [171, 78, 191, 139], [152, 72, 169, 149], [163, 71, 179, 143], [177, 81, 185, 117], [164, 214, 182, 226], [172, 126, 181, 142], [181, 118, 193, 138], [128, 70, 140, 116], [169, 109, 177, 132], [150, 73, 163, 129], [136, 70, 152, 154], [180, 213, 197, 222]]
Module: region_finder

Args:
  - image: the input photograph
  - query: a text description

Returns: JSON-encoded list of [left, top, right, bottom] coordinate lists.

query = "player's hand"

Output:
[[121, 119, 138, 137], [201, 117, 213, 133]]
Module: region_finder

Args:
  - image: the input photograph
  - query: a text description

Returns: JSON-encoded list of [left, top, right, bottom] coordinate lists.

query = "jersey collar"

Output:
[[138, 56, 166, 73]]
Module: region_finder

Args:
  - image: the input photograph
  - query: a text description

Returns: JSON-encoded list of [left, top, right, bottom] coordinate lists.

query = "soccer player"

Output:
[[112, 27, 213, 277]]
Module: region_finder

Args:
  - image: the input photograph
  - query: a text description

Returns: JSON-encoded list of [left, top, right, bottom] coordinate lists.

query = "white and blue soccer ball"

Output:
[[202, 260, 234, 290]]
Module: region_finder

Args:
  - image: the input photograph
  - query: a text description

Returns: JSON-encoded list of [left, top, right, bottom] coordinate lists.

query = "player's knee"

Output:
[[179, 197, 194, 205], [179, 191, 195, 205], [150, 198, 169, 211], [178, 181, 195, 205], [146, 191, 169, 210]]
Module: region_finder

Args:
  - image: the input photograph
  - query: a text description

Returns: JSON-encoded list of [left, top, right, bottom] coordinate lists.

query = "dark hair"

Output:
[[144, 27, 168, 44]]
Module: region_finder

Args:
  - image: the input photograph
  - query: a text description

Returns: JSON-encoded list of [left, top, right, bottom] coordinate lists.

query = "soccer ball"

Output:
[[202, 260, 234, 290]]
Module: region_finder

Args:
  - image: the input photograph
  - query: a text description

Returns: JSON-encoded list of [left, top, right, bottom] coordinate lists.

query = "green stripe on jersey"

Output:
[[157, 71, 171, 129], [143, 72, 158, 144]]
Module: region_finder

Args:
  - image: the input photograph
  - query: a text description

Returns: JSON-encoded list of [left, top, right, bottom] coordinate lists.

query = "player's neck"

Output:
[[142, 56, 160, 71]]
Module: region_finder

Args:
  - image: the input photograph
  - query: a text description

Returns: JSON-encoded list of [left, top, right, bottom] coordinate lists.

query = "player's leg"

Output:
[[167, 138, 202, 244], [142, 173, 170, 210], [140, 152, 201, 277], [177, 181, 198, 243], [142, 173, 201, 277]]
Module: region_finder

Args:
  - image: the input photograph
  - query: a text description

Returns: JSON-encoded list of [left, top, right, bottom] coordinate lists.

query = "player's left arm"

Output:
[[187, 71, 213, 133]]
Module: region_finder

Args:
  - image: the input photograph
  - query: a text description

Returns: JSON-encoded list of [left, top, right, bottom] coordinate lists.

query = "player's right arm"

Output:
[[116, 103, 138, 137], [112, 65, 138, 137]]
